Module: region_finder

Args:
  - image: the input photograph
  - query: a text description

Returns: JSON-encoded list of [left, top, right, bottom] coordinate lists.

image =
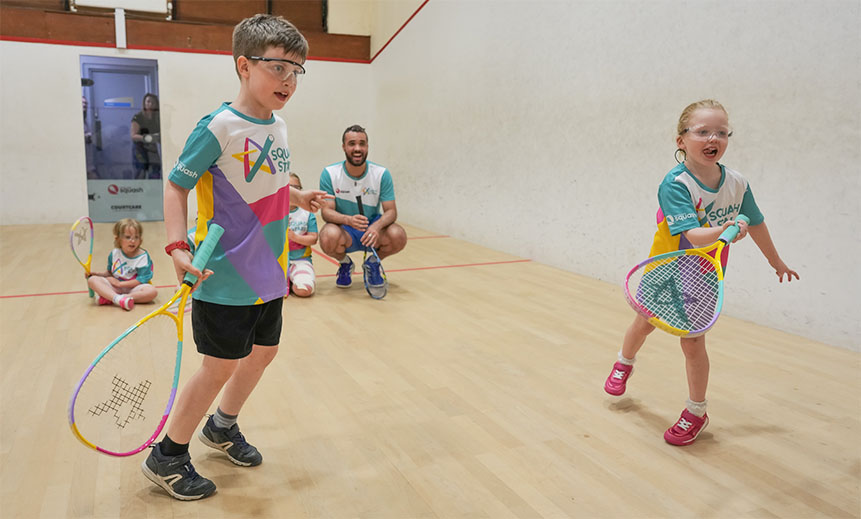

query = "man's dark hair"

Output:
[[342, 124, 367, 144]]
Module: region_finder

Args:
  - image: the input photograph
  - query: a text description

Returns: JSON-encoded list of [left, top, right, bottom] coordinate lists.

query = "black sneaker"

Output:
[[198, 415, 263, 467], [141, 443, 216, 501]]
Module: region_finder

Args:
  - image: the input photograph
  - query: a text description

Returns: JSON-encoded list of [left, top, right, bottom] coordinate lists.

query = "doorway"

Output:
[[81, 55, 163, 221]]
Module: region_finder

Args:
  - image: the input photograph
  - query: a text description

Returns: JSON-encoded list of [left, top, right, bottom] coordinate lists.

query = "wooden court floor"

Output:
[[1, 221, 858, 518]]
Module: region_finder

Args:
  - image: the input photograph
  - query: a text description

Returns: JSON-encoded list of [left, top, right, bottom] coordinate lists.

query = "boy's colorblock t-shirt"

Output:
[[169, 103, 294, 305]]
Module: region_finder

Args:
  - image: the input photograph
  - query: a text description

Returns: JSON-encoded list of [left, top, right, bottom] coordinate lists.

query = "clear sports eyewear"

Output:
[[682, 126, 733, 141], [246, 56, 306, 84]]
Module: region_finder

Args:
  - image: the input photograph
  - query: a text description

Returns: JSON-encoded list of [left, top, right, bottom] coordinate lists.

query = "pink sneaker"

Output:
[[664, 409, 709, 446], [604, 362, 633, 396], [118, 296, 134, 311], [97, 296, 112, 306]]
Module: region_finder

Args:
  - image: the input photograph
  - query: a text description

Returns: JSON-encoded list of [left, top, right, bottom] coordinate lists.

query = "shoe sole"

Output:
[[197, 430, 261, 467], [336, 281, 352, 288], [140, 461, 216, 501]]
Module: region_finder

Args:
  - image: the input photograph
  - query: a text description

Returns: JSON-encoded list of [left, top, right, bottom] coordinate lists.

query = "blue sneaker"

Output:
[[363, 254, 385, 288], [141, 443, 216, 501], [198, 415, 262, 467], [336, 256, 354, 288]]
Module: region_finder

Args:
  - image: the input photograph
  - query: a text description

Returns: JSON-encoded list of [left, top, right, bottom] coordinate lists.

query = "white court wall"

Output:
[[0, 1, 858, 350], [368, 0, 861, 349], [328, 0, 426, 57], [0, 41, 372, 225]]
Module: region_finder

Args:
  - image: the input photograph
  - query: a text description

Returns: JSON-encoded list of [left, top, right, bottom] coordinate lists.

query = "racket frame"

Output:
[[70, 216, 95, 298], [624, 215, 749, 337], [68, 224, 224, 457]]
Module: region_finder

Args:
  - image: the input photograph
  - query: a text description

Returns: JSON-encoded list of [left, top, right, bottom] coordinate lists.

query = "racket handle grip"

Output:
[[719, 214, 750, 243], [183, 224, 224, 286], [355, 195, 365, 217]]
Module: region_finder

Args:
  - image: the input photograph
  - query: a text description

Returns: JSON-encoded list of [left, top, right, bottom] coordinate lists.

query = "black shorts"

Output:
[[191, 298, 283, 360]]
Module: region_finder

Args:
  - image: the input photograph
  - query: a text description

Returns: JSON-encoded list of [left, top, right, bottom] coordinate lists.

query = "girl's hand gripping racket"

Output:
[[624, 215, 749, 337], [68, 224, 224, 457], [355, 196, 387, 299], [70, 216, 95, 297]]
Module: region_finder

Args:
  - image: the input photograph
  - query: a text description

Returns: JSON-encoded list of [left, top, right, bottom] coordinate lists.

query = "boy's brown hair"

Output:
[[232, 14, 309, 76]]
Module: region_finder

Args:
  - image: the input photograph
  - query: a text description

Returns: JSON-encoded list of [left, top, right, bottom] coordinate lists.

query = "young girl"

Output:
[[604, 100, 799, 446], [87, 218, 159, 310], [287, 173, 319, 297]]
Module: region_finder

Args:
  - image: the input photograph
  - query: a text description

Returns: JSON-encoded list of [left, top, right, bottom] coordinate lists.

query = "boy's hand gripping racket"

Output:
[[355, 196, 387, 299], [68, 224, 224, 457], [624, 215, 749, 337], [70, 216, 95, 297]]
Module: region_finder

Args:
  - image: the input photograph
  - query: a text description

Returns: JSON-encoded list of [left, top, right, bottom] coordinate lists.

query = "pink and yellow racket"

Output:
[[624, 215, 749, 337], [68, 224, 224, 457], [70, 216, 95, 297]]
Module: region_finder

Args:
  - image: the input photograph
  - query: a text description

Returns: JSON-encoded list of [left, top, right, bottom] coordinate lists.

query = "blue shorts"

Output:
[[191, 298, 283, 359], [343, 214, 381, 253]]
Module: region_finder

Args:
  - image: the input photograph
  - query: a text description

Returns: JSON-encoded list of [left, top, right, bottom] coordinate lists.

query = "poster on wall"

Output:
[[80, 55, 163, 221]]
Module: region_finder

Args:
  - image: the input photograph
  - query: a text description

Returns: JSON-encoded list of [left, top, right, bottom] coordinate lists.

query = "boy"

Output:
[[142, 14, 330, 500]]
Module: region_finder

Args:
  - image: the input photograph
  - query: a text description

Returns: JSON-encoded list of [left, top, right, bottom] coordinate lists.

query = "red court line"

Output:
[[370, 0, 431, 63], [0, 284, 180, 299], [387, 259, 531, 273], [315, 258, 531, 278], [310, 235, 449, 266], [1, 258, 530, 298], [311, 247, 340, 266]]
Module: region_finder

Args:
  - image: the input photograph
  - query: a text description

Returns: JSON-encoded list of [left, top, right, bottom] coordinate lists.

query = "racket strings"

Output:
[[634, 255, 720, 332], [87, 375, 152, 428], [71, 223, 93, 262], [73, 314, 177, 453]]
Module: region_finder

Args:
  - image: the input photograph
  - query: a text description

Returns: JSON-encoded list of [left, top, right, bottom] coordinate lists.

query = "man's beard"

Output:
[[346, 153, 366, 167]]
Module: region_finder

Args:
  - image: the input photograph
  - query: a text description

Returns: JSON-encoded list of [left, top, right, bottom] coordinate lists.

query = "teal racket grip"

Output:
[[719, 214, 750, 243], [183, 224, 224, 286]]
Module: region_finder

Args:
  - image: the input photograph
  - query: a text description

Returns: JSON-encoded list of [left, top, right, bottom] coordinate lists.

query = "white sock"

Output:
[[617, 351, 636, 366], [339, 256, 350, 264], [112, 294, 123, 305], [686, 398, 707, 417]]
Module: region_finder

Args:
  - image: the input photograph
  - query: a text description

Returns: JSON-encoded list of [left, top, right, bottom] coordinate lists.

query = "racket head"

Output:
[[624, 246, 726, 337], [68, 287, 189, 456], [70, 216, 94, 271], [362, 246, 388, 300], [68, 223, 224, 456], [70, 217, 95, 297]]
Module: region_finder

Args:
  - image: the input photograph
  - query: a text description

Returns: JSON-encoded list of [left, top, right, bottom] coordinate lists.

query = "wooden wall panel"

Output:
[[0, 7, 114, 44], [1, 0, 65, 11], [0, 5, 369, 61], [127, 18, 233, 52], [271, 0, 323, 31], [174, 0, 266, 25]]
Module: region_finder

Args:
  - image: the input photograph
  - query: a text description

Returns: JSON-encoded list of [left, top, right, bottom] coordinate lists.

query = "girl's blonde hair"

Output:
[[289, 172, 302, 188], [677, 99, 729, 136], [113, 218, 143, 248]]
